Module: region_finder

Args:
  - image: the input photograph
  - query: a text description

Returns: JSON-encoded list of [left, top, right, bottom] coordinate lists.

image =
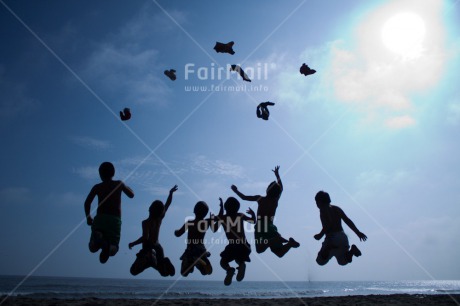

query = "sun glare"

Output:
[[381, 12, 426, 58]]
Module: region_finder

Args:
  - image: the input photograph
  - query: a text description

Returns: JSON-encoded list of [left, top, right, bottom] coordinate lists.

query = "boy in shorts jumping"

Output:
[[314, 190, 367, 266], [84, 162, 134, 263], [216, 197, 255, 285], [128, 185, 178, 276], [231, 165, 299, 257]]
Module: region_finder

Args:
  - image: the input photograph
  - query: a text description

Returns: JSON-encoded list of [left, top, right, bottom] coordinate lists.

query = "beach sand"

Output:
[[1, 294, 460, 306]]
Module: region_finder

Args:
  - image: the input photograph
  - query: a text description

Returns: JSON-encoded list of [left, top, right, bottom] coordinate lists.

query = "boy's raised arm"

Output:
[[244, 207, 256, 223], [272, 165, 283, 191], [231, 185, 260, 201], [218, 197, 224, 218], [164, 185, 178, 214], [210, 198, 224, 233]]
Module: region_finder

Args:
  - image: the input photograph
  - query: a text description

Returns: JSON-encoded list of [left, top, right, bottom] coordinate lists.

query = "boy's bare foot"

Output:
[[350, 244, 362, 257], [224, 267, 235, 286], [288, 238, 300, 248], [236, 263, 246, 282], [196, 259, 212, 275], [99, 248, 109, 264], [89, 231, 103, 253]]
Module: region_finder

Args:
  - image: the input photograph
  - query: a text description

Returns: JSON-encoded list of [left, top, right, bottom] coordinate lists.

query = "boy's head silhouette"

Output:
[[315, 191, 331, 209], [99, 162, 115, 182], [266, 181, 282, 198], [224, 197, 240, 215], [194, 201, 209, 219], [149, 200, 164, 218]]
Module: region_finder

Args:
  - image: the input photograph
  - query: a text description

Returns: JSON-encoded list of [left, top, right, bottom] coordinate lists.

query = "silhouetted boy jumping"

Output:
[[231, 165, 300, 258], [128, 185, 178, 277], [175, 201, 217, 277], [314, 191, 367, 266], [216, 197, 255, 285], [84, 162, 134, 263]]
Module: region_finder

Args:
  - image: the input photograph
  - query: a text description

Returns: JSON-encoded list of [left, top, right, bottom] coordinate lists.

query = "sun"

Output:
[[381, 12, 426, 58]]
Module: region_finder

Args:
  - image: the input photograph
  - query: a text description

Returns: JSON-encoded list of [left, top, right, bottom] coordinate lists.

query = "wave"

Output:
[[4, 289, 327, 300]]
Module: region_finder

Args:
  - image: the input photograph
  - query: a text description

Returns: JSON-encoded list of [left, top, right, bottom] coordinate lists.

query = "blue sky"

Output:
[[0, 0, 459, 283]]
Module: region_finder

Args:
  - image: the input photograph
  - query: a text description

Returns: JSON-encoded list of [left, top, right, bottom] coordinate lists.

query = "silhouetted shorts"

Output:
[[220, 243, 251, 263], [91, 213, 121, 246], [143, 242, 165, 263], [316, 231, 350, 266], [180, 244, 210, 262], [180, 244, 212, 275], [254, 222, 282, 249]]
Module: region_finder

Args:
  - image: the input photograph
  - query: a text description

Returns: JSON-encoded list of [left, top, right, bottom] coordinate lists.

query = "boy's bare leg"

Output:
[[255, 235, 288, 253], [236, 261, 246, 282], [220, 258, 231, 271], [99, 239, 110, 263], [220, 258, 235, 286], [181, 259, 193, 277], [89, 231, 103, 253], [346, 244, 362, 263], [196, 257, 213, 275], [255, 241, 270, 253], [270, 237, 300, 258], [130, 255, 148, 276]]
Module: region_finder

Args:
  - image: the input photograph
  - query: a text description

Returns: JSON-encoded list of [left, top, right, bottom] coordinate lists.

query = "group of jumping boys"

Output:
[[84, 162, 367, 286]]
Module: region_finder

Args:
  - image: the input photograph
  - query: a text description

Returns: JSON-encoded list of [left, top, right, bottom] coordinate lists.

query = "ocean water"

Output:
[[1, 276, 460, 300]]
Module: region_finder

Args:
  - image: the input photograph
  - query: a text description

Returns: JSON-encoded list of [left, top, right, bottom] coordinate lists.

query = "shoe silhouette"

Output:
[[213, 41, 235, 55], [164, 69, 177, 81], [300, 63, 316, 76], [120, 108, 131, 121], [230, 64, 251, 82]]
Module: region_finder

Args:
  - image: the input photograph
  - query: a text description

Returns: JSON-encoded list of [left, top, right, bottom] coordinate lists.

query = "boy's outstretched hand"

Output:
[[313, 233, 323, 240], [272, 165, 280, 176], [231, 185, 238, 192], [246, 207, 256, 223], [357, 232, 367, 241], [170, 185, 178, 193]]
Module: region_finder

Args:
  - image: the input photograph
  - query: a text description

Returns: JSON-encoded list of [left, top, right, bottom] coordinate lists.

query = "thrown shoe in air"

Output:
[[120, 108, 131, 121], [164, 69, 177, 81], [213, 41, 235, 55], [230, 64, 251, 82], [300, 63, 316, 76]]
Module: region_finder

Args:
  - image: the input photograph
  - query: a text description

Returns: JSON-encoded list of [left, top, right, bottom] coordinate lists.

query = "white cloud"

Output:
[[385, 115, 416, 129], [73, 155, 246, 197], [446, 99, 460, 125], [0, 187, 31, 204], [355, 168, 418, 192], [73, 166, 98, 181], [256, 50, 327, 111], [84, 46, 170, 106], [81, 7, 187, 107], [277, 0, 448, 129], [46, 192, 82, 207], [325, 0, 446, 128], [71, 136, 111, 150], [190, 155, 245, 179]]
